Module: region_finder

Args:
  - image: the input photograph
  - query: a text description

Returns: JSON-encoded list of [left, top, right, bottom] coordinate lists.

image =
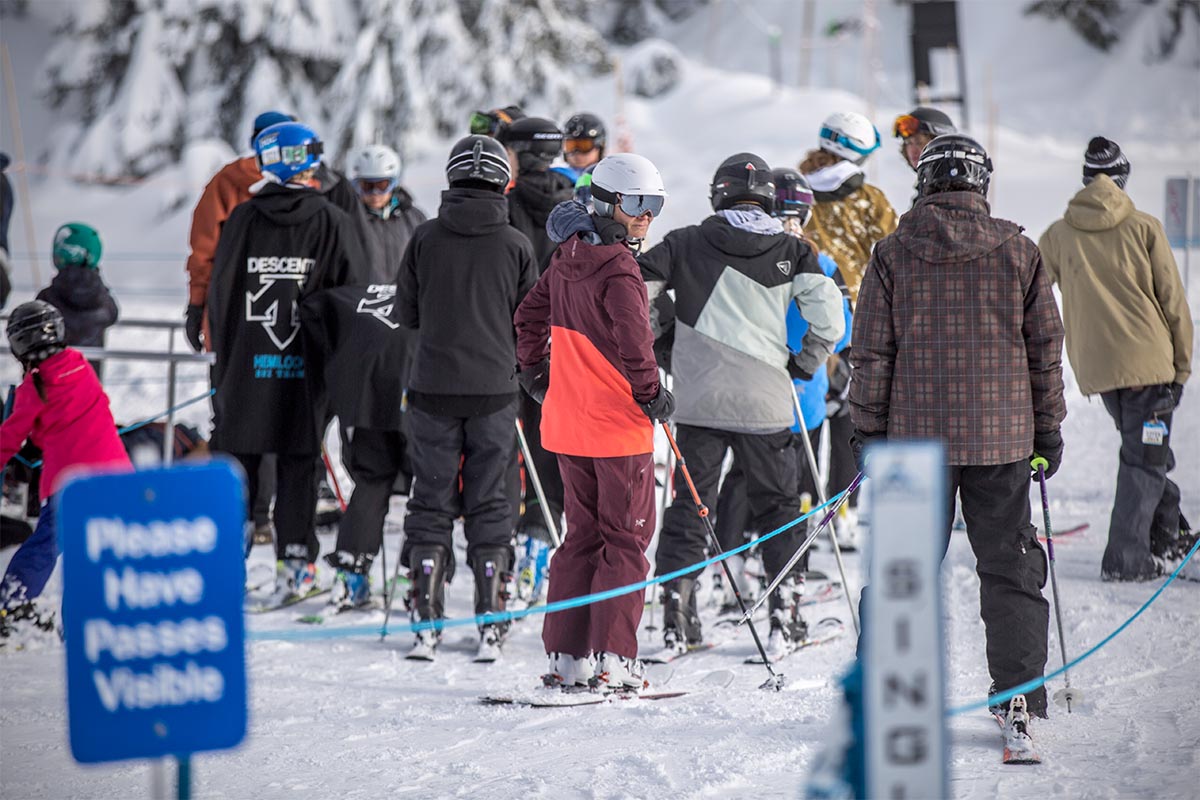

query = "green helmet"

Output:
[[52, 222, 102, 270]]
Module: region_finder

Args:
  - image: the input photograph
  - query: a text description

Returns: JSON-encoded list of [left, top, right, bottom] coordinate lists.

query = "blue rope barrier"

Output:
[[10, 389, 215, 469], [246, 490, 849, 642], [948, 535, 1200, 716]]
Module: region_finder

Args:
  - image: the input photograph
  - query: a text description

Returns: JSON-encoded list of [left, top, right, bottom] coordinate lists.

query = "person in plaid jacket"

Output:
[[849, 134, 1066, 718]]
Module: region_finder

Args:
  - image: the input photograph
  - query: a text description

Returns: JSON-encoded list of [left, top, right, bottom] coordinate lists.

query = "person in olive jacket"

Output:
[[1039, 138, 1194, 581]]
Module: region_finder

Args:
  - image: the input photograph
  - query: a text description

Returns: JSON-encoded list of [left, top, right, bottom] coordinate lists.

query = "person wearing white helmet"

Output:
[[348, 143, 427, 284], [514, 153, 673, 692], [798, 112, 897, 549], [799, 111, 897, 306]]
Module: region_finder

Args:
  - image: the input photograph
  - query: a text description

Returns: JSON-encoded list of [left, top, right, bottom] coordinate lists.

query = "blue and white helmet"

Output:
[[255, 122, 324, 184], [818, 111, 881, 165]]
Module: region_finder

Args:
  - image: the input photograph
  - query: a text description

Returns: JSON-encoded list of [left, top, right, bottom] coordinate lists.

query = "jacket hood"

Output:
[[437, 187, 511, 236], [698, 214, 787, 259], [896, 191, 1021, 264], [511, 170, 576, 220], [251, 182, 329, 225], [549, 227, 631, 283], [46, 265, 111, 310], [1063, 173, 1133, 232]]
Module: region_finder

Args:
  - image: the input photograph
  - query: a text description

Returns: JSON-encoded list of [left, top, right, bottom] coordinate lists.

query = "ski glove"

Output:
[[787, 353, 814, 383], [1030, 430, 1063, 480], [850, 430, 885, 474], [639, 387, 675, 423], [518, 359, 550, 404], [1151, 382, 1185, 415], [184, 304, 205, 352]]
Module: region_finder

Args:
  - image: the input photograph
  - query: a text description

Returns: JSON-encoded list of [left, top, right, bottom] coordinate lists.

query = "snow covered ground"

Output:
[[2, 2, 1199, 797]]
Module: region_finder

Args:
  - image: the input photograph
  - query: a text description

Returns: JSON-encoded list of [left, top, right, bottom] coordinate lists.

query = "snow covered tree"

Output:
[[36, 0, 703, 182], [1025, 0, 1199, 61]]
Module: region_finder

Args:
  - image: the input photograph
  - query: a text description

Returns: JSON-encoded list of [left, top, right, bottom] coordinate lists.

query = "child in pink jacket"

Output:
[[1, 301, 130, 634]]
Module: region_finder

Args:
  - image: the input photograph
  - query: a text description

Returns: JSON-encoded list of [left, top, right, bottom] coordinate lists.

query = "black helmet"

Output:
[[771, 168, 814, 225], [7, 300, 66, 364], [445, 135, 512, 189], [710, 152, 775, 213], [893, 107, 956, 140], [499, 117, 564, 163], [915, 134, 993, 197], [563, 112, 607, 149]]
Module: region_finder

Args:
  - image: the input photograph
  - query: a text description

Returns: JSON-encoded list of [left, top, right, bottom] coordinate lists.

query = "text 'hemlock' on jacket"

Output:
[[206, 182, 365, 455], [639, 214, 845, 433]]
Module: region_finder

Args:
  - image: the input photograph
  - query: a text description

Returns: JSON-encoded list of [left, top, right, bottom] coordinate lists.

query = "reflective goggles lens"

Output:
[[618, 193, 665, 218], [469, 111, 494, 136], [893, 114, 922, 139], [355, 178, 396, 196], [564, 137, 597, 154]]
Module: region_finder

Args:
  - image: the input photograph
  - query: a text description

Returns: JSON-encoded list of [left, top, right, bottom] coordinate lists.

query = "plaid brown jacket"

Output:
[[849, 191, 1066, 466]]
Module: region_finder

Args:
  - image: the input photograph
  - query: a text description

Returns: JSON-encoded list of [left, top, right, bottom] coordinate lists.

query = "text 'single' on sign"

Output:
[[59, 459, 247, 764]]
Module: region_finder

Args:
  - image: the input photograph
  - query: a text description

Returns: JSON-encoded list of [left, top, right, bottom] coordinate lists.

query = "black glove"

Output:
[[1151, 382, 1185, 415], [787, 353, 814, 382], [1031, 430, 1064, 480], [849, 430, 886, 474], [184, 304, 205, 352], [518, 359, 550, 404], [639, 387, 675, 423]]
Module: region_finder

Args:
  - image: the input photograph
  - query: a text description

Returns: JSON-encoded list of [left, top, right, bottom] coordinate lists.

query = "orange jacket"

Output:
[[186, 156, 261, 306]]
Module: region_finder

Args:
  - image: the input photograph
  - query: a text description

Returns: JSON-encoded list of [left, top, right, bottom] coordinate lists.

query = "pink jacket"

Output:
[[1, 349, 132, 497]]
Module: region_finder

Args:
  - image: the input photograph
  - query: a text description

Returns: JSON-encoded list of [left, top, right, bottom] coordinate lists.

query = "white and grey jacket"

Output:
[[639, 210, 844, 433]]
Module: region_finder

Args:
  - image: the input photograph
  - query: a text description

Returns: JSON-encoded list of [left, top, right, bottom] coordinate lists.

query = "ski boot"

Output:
[[271, 558, 317, 603], [325, 550, 375, 610], [515, 532, 552, 605], [711, 556, 747, 616], [591, 652, 646, 693], [542, 652, 595, 689], [661, 576, 702, 656], [766, 574, 809, 661], [472, 546, 512, 663], [405, 544, 447, 661], [833, 505, 860, 552], [999, 695, 1040, 764]]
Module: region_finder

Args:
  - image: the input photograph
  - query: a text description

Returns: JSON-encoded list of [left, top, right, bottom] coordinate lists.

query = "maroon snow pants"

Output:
[[541, 451, 656, 660]]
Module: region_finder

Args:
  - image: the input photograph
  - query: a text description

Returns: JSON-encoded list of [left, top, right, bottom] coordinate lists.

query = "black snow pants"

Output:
[[401, 400, 518, 581], [232, 452, 322, 562], [517, 394, 565, 543], [333, 427, 411, 567]]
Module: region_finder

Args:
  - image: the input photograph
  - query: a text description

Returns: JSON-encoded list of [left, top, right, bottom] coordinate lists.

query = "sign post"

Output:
[[59, 460, 247, 793], [863, 443, 948, 799]]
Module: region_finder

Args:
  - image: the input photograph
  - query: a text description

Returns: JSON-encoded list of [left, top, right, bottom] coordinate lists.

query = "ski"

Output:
[[294, 599, 383, 625], [641, 639, 721, 665], [1038, 522, 1088, 542], [744, 617, 845, 664], [479, 689, 688, 707], [245, 586, 331, 614], [993, 697, 1042, 765]]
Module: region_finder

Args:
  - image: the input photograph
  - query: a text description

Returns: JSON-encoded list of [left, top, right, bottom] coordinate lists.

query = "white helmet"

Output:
[[590, 153, 667, 219], [351, 144, 402, 182], [818, 111, 881, 164]]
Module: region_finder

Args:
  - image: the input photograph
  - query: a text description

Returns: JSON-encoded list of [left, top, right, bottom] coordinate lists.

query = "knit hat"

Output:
[[251, 110, 295, 148], [1083, 136, 1130, 189], [51, 222, 102, 269]]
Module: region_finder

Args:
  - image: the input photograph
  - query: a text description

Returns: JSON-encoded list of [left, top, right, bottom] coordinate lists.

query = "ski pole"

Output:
[[742, 471, 864, 623], [515, 419, 562, 548], [791, 390, 860, 636], [660, 424, 785, 690], [1032, 457, 1081, 713]]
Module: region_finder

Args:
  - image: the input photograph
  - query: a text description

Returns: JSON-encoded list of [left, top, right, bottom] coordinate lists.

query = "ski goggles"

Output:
[[469, 109, 518, 136], [563, 137, 599, 154], [616, 193, 665, 218], [354, 178, 398, 196], [893, 114, 954, 140], [279, 140, 323, 165], [819, 126, 880, 158]]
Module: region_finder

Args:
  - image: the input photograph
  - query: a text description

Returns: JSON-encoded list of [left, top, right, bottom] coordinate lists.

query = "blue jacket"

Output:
[[788, 252, 852, 432]]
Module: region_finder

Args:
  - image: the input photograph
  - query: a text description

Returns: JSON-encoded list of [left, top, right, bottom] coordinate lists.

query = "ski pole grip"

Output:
[[1030, 456, 1049, 472]]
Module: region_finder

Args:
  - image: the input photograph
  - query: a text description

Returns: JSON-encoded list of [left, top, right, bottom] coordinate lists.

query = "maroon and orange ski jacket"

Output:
[[515, 208, 660, 458]]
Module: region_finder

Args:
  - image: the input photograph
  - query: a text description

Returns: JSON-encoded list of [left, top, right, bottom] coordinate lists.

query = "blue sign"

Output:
[[59, 460, 247, 764]]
